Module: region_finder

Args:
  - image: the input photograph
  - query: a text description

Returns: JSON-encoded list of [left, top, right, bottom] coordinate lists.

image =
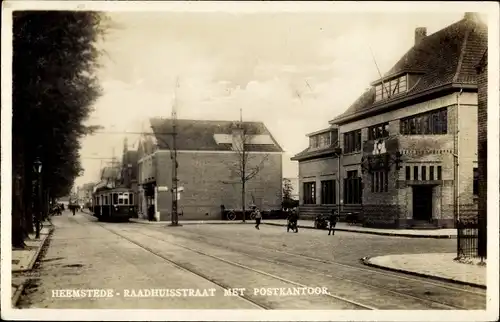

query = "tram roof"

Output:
[[93, 186, 133, 194]]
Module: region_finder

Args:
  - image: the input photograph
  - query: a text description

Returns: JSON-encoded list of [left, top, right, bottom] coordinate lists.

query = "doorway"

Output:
[[412, 185, 433, 221]]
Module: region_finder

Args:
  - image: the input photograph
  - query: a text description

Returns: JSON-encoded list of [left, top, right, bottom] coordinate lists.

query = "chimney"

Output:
[[464, 12, 478, 22], [414, 27, 427, 46]]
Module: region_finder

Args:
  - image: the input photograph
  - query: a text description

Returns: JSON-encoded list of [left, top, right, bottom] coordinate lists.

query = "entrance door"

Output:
[[412, 186, 433, 221]]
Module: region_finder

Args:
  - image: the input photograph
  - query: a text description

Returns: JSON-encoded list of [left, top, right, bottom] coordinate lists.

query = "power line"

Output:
[[92, 131, 176, 135]]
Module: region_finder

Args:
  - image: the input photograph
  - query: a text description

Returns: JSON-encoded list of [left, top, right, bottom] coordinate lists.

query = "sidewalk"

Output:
[[263, 219, 457, 239], [128, 217, 456, 238], [361, 253, 486, 288], [12, 222, 54, 307], [129, 218, 253, 225]]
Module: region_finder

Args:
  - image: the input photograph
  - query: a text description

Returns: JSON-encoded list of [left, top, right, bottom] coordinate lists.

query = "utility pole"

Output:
[[169, 77, 181, 227]]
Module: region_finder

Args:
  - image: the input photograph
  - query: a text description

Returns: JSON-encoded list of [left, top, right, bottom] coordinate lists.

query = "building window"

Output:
[[309, 136, 319, 149], [310, 132, 332, 150], [400, 108, 448, 135], [473, 168, 479, 195], [321, 180, 336, 204], [421, 166, 427, 181], [368, 123, 389, 140], [344, 171, 362, 204], [303, 182, 316, 205], [375, 75, 408, 101], [371, 170, 388, 193], [343, 130, 362, 154], [406, 166, 411, 180], [413, 166, 419, 180], [437, 166, 442, 180], [429, 166, 434, 180]]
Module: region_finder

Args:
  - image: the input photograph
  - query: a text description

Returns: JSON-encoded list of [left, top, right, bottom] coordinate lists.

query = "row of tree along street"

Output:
[[11, 11, 109, 248]]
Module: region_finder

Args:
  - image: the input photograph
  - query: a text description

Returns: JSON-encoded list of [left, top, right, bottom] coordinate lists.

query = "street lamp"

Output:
[[33, 157, 43, 239]]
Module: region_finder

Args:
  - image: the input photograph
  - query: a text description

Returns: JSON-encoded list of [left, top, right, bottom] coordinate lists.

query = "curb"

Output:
[[12, 226, 55, 273], [263, 222, 454, 239], [11, 282, 27, 307], [360, 256, 486, 289]]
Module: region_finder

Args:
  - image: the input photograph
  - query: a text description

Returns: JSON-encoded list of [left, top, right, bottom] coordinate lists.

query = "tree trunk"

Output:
[[23, 168, 34, 234], [12, 136, 27, 247], [12, 174, 26, 248], [242, 180, 246, 223]]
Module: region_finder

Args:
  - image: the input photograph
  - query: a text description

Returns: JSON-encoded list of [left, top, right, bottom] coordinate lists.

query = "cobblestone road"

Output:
[[17, 213, 486, 310]]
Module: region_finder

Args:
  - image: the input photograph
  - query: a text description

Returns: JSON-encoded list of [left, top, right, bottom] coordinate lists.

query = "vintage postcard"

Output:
[[1, 1, 499, 321]]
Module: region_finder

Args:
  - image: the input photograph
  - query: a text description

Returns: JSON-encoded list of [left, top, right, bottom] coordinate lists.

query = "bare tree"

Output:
[[222, 122, 270, 222]]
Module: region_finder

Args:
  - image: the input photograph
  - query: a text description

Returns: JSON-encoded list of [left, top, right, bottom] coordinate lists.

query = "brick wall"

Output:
[[155, 150, 282, 220], [298, 156, 340, 206], [297, 92, 479, 228], [477, 55, 487, 234]]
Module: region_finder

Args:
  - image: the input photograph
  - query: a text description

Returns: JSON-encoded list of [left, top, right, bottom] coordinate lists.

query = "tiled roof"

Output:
[[476, 49, 487, 72], [331, 14, 487, 124], [101, 166, 120, 180], [150, 118, 283, 152], [291, 145, 341, 161]]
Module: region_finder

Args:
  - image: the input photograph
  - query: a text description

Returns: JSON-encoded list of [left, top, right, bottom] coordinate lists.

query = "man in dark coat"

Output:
[[328, 209, 339, 235], [287, 209, 299, 233]]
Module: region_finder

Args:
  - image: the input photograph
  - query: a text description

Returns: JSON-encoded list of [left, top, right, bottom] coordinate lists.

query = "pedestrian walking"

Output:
[[328, 209, 339, 235], [71, 205, 76, 216], [253, 206, 262, 230], [287, 209, 299, 233]]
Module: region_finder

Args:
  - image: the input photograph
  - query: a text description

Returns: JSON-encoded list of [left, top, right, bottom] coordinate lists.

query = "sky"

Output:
[[75, 9, 471, 188]]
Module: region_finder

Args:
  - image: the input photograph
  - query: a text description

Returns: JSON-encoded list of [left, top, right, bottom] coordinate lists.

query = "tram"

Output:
[[92, 186, 137, 222]]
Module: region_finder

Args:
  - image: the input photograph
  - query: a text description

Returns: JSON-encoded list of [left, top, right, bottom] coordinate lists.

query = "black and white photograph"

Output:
[[1, 1, 499, 321]]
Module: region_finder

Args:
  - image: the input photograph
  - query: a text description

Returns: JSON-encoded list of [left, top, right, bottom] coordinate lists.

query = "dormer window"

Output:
[[310, 136, 319, 149], [375, 74, 408, 102], [309, 132, 332, 150]]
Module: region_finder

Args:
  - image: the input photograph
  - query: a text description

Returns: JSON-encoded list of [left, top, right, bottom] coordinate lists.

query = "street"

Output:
[[16, 212, 486, 310]]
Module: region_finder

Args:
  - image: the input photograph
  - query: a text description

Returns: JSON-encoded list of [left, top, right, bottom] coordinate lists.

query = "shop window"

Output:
[[429, 166, 435, 180], [303, 182, 316, 205], [421, 166, 427, 181], [437, 166, 442, 180], [321, 180, 336, 204], [405, 166, 411, 180], [413, 166, 419, 180]]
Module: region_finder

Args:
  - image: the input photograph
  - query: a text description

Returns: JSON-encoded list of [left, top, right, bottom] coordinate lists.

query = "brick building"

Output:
[[137, 118, 284, 221], [292, 13, 487, 228], [476, 48, 487, 256], [119, 138, 139, 214]]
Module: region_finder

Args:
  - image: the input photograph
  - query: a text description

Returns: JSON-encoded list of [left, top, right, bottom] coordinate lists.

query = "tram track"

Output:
[[151, 225, 485, 296], [135, 224, 486, 310], [96, 224, 270, 310], [128, 226, 482, 310], [79, 213, 485, 310], [97, 223, 376, 310]]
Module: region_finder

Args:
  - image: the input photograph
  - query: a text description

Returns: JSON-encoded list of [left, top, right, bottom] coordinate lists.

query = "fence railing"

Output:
[[456, 219, 481, 259]]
